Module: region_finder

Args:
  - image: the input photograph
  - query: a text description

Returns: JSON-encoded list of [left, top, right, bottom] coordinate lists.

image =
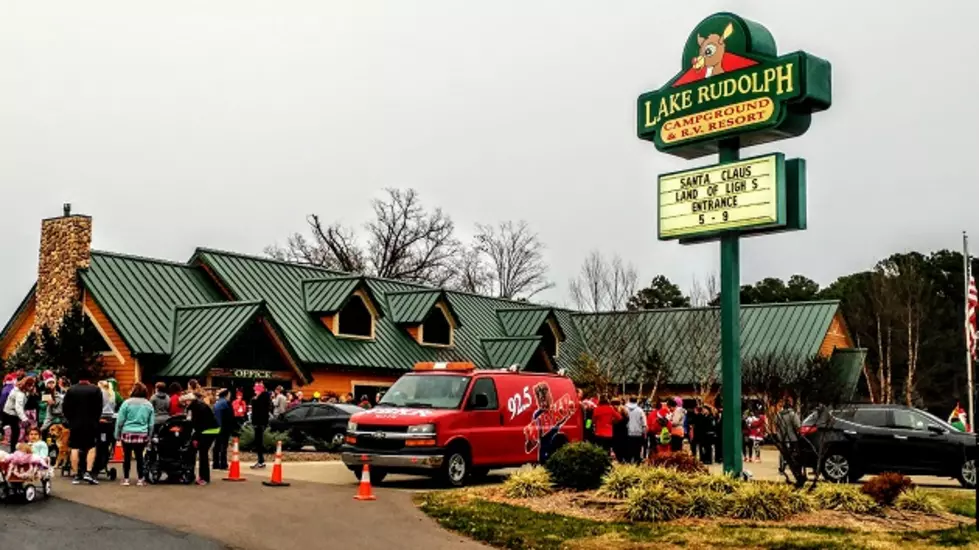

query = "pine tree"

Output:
[[2, 301, 104, 381]]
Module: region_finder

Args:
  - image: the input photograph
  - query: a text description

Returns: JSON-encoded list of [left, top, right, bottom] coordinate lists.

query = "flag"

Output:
[[968, 275, 977, 360]]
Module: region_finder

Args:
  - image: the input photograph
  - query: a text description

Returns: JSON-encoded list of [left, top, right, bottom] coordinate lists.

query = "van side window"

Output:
[[469, 378, 499, 411]]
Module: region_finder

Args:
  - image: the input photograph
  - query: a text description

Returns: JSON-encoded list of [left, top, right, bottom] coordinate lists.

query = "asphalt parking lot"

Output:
[[1, 498, 225, 550]]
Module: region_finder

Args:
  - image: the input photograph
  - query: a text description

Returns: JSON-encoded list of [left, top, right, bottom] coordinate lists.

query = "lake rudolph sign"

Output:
[[636, 12, 831, 476], [637, 12, 831, 159]]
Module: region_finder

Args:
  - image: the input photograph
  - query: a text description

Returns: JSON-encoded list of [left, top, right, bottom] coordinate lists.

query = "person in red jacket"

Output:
[[167, 382, 183, 416], [590, 396, 621, 455]]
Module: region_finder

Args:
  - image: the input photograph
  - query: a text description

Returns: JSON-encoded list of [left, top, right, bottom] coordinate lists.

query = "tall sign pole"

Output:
[[637, 12, 831, 476]]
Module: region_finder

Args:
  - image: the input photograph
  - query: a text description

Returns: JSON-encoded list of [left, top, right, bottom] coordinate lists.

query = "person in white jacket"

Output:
[[2, 376, 36, 451], [625, 396, 648, 463]]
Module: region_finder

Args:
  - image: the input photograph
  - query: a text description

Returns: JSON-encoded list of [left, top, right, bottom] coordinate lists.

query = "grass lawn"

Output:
[[417, 490, 979, 550], [926, 488, 976, 519]]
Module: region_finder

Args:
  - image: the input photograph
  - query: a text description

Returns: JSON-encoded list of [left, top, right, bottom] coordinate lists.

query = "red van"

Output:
[[341, 362, 583, 486]]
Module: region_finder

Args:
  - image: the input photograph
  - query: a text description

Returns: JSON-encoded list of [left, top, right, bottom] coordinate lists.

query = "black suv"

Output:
[[799, 404, 976, 488], [268, 403, 364, 451]]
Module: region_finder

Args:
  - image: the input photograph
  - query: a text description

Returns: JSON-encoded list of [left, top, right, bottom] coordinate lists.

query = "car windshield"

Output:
[[378, 374, 472, 409]]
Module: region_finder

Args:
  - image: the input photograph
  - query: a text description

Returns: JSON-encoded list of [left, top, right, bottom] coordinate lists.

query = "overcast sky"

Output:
[[1, 1, 977, 316]]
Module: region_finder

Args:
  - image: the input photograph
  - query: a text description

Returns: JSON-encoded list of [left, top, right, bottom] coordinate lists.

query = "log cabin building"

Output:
[[0, 208, 866, 401]]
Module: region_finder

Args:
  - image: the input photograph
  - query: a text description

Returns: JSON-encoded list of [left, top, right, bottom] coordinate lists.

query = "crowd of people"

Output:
[[579, 390, 774, 466]]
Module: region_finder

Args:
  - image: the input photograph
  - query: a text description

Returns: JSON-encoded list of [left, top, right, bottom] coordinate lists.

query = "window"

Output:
[[283, 407, 309, 422], [421, 307, 452, 346], [852, 409, 888, 428], [379, 374, 471, 409], [307, 406, 337, 419], [537, 322, 559, 358], [891, 410, 935, 431], [468, 378, 499, 410], [337, 295, 373, 338]]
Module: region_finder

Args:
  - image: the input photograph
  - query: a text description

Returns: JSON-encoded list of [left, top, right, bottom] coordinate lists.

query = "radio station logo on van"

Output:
[[636, 12, 832, 159]]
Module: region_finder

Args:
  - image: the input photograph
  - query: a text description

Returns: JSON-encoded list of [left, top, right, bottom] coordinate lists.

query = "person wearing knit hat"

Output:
[[249, 382, 272, 469]]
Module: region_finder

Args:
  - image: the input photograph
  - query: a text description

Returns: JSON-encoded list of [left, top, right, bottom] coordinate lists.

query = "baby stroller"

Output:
[[144, 415, 196, 485], [0, 450, 52, 503]]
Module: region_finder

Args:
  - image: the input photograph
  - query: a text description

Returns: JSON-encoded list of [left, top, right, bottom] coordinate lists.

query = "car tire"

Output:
[[441, 448, 470, 487], [957, 458, 976, 489], [350, 465, 387, 484], [821, 452, 854, 483]]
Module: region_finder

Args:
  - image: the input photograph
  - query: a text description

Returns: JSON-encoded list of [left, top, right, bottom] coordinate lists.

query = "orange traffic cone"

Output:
[[223, 437, 246, 482], [261, 440, 290, 487], [109, 442, 123, 464], [353, 463, 376, 501]]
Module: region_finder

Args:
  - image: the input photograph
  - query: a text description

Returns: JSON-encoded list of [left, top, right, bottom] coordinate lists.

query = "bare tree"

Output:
[[474, 220, 553, 299], [568, 251, 639, 312], [266, 189, 459, 285], [687, 275, 721, 402], [875, 254, 932, 406]]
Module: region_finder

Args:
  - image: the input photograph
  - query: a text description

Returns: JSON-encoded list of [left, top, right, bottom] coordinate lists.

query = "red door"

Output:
[[463, 377, 504, 466]]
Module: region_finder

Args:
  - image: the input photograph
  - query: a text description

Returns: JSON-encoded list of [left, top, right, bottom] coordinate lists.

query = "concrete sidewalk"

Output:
[[54, 476, 488, 550]]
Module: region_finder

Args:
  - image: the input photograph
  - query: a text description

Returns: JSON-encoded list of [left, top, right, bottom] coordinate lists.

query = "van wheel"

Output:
[[442, 449, 470, 487]]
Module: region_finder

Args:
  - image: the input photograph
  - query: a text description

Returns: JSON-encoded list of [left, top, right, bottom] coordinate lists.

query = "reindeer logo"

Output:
[[672, 20, 758, 88], [693, 23, 734, 78]]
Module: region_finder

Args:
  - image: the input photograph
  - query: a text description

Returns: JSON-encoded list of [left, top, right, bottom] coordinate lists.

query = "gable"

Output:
[[80, 251, 225, 355], [0, 286, 36, 358]]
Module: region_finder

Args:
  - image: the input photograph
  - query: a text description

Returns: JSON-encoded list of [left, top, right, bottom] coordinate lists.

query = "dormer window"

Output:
[[303, 277, 382, 341], [420, 303, 453, 346], [337, 292, 374, 339], [537, 319, 560, 358], [386, 290, 460, 348]]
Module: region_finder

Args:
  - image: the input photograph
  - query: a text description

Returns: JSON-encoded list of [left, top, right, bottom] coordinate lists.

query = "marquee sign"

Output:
[[636, 12, 831, 159]]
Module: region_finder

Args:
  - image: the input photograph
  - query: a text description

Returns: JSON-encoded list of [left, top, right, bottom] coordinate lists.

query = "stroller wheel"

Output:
[[146, 469, 161, 485], [108, 468, 117, 481], [23, 484, 37, 503], [42, 479, 52, 497], [179, 470, 196, 485]]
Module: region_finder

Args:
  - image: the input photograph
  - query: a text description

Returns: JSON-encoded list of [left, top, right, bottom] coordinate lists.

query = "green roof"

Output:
[[482, 337, 542, 368], [158, 301, 264, 377], [387, 290, 460, 326], [571, 301, 841, 384], [302, 277, 372, 314], [80, 251, 225, 355], [498, 308, 550, 337]]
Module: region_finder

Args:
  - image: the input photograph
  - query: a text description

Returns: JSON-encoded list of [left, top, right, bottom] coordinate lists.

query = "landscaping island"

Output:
[[416, 443, 978, 550]]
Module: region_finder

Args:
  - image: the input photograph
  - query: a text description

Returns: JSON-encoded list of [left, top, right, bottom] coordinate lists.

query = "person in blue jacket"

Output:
[[212, 389, 235, 471]]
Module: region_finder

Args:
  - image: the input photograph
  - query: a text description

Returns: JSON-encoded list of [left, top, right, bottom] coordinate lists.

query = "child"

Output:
[[656, 416, 672, 456], [28, 427, 48, 464]]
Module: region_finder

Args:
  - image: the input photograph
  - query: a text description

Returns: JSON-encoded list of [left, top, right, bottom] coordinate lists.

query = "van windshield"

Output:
[[378, 374, 472, 410]]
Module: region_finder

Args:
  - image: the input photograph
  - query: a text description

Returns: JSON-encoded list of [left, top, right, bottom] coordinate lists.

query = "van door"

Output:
[[464, 377, 503, 466]]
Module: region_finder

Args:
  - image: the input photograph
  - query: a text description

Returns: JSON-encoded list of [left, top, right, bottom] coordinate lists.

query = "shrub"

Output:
[[813, 484, 880, 514], [647, 451, 708, 474], [725, 483, 797, 521], [598, 464, 646, 499], [895, 488, 944, 515], [642, 466, 694, 493], [503, 466, 553, 498], [861, 472, 913, 506], [239, 424, 291, 452], [685, 487, 726, 518], [692, 472, 741, 494], [624, 483, 686, 521], [781, 485, 815, 515], [545, 442, 611, 491]]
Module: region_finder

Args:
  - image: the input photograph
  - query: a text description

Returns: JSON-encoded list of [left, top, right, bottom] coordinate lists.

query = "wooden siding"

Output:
[[302, 368, 400, 397], [1, 297, 36, 358], [83, 292, 138, 394], [818, 312, 854, 357]]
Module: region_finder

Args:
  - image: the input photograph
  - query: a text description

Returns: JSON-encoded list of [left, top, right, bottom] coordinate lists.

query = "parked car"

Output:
[[798, 404, 976, 488], [269, 402, 364, 451], [341, 362, 583, 486]]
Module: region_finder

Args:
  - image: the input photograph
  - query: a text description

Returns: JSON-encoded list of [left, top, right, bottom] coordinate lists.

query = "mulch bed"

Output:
[[468, 486, 971, 532], [238, 451, 340, 463]]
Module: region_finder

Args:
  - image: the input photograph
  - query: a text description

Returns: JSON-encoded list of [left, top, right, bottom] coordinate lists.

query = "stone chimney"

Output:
[[35, 203, 92, 331]]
